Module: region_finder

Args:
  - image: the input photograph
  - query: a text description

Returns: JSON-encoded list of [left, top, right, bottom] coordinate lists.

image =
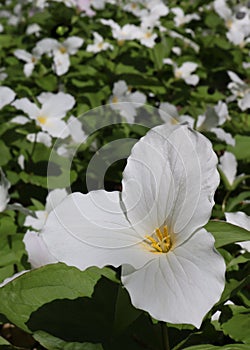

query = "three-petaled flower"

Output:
[[41, 124, 225, 327]]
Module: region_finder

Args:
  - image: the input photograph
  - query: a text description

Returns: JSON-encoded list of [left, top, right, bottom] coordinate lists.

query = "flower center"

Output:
[[98, 42, 104, 49], [145, 226, 172, 253], [37, 116, 47, 125], [175, 69, 182, 79], [144, 31, 152, 39], [59, 46, 67, 54], [112, 96, 119, 103]]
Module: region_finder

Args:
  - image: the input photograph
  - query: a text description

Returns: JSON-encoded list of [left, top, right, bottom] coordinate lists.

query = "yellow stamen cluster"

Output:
[[59, 46, 67, 54], [112, 96, 119, 103], [145, 226, 172, 253], [37, 116, 47, 125]]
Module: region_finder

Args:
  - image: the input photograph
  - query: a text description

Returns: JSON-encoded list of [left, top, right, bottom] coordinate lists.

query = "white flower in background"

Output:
[[171, 7, 200, 27], [26, 23, 42, 36], [14, 49, 40, 77], [73, 0, 96, 15], [52, 36, 84, 75], [0, 168, 10, 213], [0, 68, 7, 81], [110, 80, 146, 123], [34, 38, 59, 56], [164, 59, 199, 86], [86, 32, 113, 53], [100, 19, 140, 44], [211, 300, 234, 321], [0, 23, 3, 33], [218, 151, 237, 187], [214, 0, 250, 46], [137, 25, 158, 48], [227, 71, 250, 111], [0, 86, 15, 109], [196, 101, 234, 146], [218, 151, 246, 189], [26, 131, 52, 148], [35, 36, 84, 75], [18, 155, 25, 170], [172, 46, 182, 56], [139, 0, 169, 28], [41, 124, 225, 328], [24, 188, 68, 231], [225, 211, 250, 252], [167, 29, 200, 53], [56, 116, 87, 157], [12, 92, 75, 138], [159, 102, 194, 127]]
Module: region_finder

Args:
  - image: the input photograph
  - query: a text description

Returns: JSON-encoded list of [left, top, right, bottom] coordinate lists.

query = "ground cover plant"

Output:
[[0, 0, 250, 349]]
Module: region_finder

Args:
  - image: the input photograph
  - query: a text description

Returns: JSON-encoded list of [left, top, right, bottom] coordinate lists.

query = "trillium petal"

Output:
[[23, 230, 57, 268], [122, 124, 219, 245], [12, 98, 40, 119], [53, 51, 70, 76], [218, 151, 237, 186], [14, 49, 32, 62], [40, 92, 75, 119], [63, 36, 84, 54], [122, 228, 226, 328], [0, 86, 16, 109], [40, 118, 70, 138], [41, 191, 154, 270]]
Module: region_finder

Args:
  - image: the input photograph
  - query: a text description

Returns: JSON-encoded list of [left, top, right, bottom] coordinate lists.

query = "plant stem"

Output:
[[161, 322, 170, 350]]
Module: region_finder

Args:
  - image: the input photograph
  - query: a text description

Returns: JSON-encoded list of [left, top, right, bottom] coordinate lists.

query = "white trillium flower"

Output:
[[159, 102, 194, 128], [12, 92, 75, 138], [0, 168, 10, 212], [14, 49, 40, 77], [137, 25, 158, 48], [227, 71, 250, 111], [41, 124, 225, 327], [34, 36, 84, 75], [174, 62, 199, 85], [86, 32, 113, 53], [100, 19, 140, 44], [214, 0, 250, 46], [164, 59, 199, 86], [52, 36, 84, 76], [171, 7, 200, 27], [110, 80, 146, 123], [196, 102, 234, 146], [218, 151, 245, 189], [225, 211, 250, 252], [218, 151, 237, 187], [26, 23, 42, 36], [0, 67, 7, 81], [0, 86, 15, 109]]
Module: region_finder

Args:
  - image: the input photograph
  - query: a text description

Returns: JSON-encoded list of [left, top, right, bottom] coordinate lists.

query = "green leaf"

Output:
[[228, 135, 250, 160], [34, 331, 103, 350], [183, 345, 250, 349], [113, 286, 142, 335], [221, 306, 250, 344], [0, 140, 11, 166], [0, 264, 116, 332], [205, 221, 250, 248]]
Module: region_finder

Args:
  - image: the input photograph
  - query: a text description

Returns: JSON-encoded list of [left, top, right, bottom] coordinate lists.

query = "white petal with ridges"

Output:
[[122, 229, 226, 328], [122, 124, 219, 246], [41, 190, 154, 270]]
